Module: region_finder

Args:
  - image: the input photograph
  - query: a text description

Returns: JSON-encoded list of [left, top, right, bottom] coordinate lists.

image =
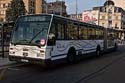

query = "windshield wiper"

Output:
[[29, 28, 46, 44]]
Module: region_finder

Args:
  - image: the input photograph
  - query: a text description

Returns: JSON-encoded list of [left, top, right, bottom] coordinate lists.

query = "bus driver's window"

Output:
[[47, 24, 56, 46]]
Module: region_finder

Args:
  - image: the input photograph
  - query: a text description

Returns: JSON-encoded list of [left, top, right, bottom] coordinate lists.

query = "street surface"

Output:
[[0, 45, 125, 83]]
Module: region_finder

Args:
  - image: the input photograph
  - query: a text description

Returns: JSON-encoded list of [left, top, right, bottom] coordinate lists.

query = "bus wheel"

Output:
[[96, 47, 101, 56], [67, 51, 76, 64]]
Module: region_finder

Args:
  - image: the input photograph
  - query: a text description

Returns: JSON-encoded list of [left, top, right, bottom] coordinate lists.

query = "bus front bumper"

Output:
[[9, 55, 51, 66]]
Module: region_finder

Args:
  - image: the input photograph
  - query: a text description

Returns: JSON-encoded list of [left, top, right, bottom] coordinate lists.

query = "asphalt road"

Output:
[[0, 45, 125, 83]]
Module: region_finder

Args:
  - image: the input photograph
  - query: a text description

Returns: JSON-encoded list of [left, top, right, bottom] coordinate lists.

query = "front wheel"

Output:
[[67, 52, 76, 64]]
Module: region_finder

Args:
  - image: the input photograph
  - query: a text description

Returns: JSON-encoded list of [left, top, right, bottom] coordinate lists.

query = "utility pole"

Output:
[[60, 0, 63, 16], [76, 0, 78, 19], [104, 0, 109, 51], [107, 0, 109, 28], [46, 0, 48, 14]]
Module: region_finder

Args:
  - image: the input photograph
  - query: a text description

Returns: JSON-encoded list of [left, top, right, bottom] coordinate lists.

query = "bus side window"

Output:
[[57, 24, 64, 40], [88, 28, 95, 40], [47, 23, 56, 46]]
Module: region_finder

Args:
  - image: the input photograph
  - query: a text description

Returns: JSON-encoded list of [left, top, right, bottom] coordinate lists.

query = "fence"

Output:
[[0, 22, 14, 58]]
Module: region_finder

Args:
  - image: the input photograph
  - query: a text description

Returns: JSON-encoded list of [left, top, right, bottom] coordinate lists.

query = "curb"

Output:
[[0, 62, 17, 70]]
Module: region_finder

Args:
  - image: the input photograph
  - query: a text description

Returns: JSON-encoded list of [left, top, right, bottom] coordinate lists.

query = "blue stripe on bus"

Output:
[[76, 48, 96, 52], [51, 48, 96, 58], [83, 48, 96, 51], [51, 53, 67, 58]]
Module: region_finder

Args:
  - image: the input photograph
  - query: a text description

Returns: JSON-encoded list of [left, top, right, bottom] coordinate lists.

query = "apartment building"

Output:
[[47, 0, 67, 16], [112, 0, 125, 10], [69, 13, 82, 21], [0, 0, 11, 22], [93, 0, 125, 38], [0, 0, 67, 22], [69, 0, 125, 39]]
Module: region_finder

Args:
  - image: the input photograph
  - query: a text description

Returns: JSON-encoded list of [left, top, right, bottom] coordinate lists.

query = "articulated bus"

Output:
[[9, 14, 118, 65]]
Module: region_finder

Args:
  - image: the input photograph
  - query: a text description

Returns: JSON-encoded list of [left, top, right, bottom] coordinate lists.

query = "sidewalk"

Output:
[[0, 57, 14, 67]]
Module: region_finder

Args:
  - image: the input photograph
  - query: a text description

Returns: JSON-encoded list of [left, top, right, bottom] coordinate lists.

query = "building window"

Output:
[[3, 3, 6, 8], [115, 16, 118, 20], [115, 23, 118, 29], [0, 3, 1, 8], [0, 10, 6, 15], [0, 18, 4, 22], [102, 23, 105, 26], [8, 3, 11, 7], [108, 9, 112, 14], [109, 21, 112, 28], [109, 16, 112, 20], [102, 16, 105, 20]]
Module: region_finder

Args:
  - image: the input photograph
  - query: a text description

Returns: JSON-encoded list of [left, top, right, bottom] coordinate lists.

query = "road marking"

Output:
[[0, 63, 29, 70], [7, 68, 20, 71], [0, 63, 28, 80], [0, 68, 7, 80]]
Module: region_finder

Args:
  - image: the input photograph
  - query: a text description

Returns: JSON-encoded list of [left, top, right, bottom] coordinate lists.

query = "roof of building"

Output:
[[104, 0, 115, 6]]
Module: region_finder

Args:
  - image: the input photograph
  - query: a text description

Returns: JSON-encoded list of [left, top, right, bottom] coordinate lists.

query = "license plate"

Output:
[[23, 52, 28, 57], [21, 59, 29, 62]]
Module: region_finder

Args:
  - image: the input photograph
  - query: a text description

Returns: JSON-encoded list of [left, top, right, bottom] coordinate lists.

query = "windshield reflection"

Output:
[[12, 22, 49, 46]]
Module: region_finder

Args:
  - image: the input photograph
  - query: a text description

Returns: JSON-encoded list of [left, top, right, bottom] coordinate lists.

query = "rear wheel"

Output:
[[96, 47, 101, 56]]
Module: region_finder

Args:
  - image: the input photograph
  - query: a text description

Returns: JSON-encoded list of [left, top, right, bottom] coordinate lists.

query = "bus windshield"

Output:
[[11, 15, 51, 46]]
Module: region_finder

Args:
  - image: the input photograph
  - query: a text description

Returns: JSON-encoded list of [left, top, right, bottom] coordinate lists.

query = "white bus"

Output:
[[9, 14, 118, 65]]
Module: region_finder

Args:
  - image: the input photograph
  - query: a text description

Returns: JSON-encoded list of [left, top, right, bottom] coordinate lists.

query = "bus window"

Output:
[[108, 32, 113, 40], [96, 29, 104, 40], [79, 25, 88, 40], [95, 29, 99, 39], [88, 28, 95, 40], [66, 22, 78, 40], [47, 23, 56, 46], [57, 24, 64, 40]]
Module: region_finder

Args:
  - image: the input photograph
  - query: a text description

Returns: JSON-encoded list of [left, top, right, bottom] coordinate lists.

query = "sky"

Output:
[[46, 0, 106, 14]]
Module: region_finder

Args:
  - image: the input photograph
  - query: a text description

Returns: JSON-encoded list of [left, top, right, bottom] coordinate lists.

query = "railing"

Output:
[[0, 22, 14, 58]]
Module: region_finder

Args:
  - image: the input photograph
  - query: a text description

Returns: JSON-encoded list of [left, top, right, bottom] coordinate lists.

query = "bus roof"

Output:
[[18, 14, 119, 31]]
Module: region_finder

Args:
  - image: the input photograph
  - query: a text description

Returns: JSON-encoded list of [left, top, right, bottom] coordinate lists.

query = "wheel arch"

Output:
[[67, 47, 76, 56]]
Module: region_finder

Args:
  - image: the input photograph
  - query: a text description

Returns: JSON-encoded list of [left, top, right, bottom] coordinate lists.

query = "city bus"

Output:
[[9, 14, 118, 65]]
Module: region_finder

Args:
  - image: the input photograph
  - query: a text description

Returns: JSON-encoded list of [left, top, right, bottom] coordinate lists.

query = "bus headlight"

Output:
[[37, 53, 44, 57], [9, 51, 15, 55]]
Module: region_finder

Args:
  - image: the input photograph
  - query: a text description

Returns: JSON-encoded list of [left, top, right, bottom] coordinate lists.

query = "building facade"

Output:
[[68, 13, 82, 21], [69, 0, 125, 39], [94, 0, 125, 38], [47, 1, 67, 16], [0, 0, 67, 22], [23, 0, 35, 14], [82, 10, 99, 25], [0, 0, 11, 22], [112, 0, 125, 10], [93, 0, 125, 30]]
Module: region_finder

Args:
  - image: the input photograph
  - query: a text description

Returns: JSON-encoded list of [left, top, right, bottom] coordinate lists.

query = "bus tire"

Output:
[[96, 46, 101, 56], [67, 49, 76, 64]]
